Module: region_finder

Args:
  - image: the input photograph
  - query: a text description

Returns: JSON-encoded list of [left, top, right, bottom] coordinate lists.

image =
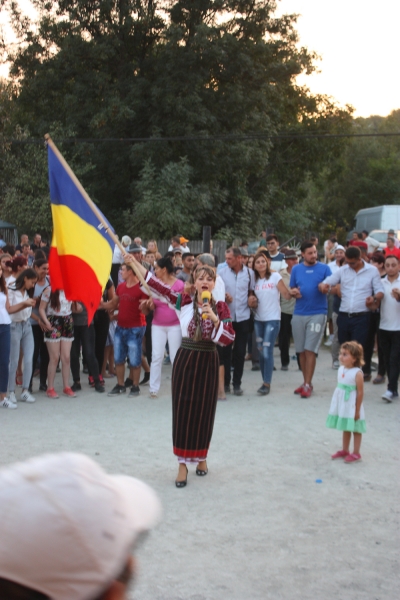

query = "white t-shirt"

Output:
[[0, 291, 11, 325], [379, 274, 400, 331], [8, 288, 32, 322], [41, 288, 72, 316], [254, 272, 282, 321], [212, 275, 225, 303]]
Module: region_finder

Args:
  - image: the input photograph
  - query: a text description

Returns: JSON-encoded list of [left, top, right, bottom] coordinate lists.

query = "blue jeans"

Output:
[[0, 324, 11, 394], [114, 326, 144, 368], [254, 320, 281, 385], [8, 320, 34, 392]]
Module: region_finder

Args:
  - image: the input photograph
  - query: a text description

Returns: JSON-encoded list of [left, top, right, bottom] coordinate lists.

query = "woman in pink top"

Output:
[[146, 256, 184, 398]]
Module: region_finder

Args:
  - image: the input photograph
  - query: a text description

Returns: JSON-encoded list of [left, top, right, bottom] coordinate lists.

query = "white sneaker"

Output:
[[149, 392, 158, 398], [332, 360, 340, 370], [324, 336, 333, 347], [20, 390, 36, 403], [382, 390, 393, 402], [0, 397, 17, 409], [8, 391, 17, 404]]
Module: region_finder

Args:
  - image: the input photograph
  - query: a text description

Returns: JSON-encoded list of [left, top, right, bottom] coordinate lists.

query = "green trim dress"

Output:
[[326, 366, 366, 433]]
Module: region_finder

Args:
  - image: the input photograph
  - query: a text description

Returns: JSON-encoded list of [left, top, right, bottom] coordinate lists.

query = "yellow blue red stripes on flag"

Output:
[[47, 143, 114, 324]]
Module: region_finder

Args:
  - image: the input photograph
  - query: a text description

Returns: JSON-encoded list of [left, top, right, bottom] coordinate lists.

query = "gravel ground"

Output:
[[1, 345, 399, 600]]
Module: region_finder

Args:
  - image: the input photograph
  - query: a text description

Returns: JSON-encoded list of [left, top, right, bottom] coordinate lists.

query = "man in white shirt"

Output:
[[379, 255, 400, 402], [220, 247, 256, 395], [319, 246, 384, 376], [361, 230, 380, 254]]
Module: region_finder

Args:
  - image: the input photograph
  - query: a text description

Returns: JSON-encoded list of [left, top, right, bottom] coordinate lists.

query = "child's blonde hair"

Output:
[[341, 341, 364, 368]]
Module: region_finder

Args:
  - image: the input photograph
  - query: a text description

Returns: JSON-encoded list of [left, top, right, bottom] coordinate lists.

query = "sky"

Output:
[[1, 0, 399, 118], [277, 0, 399, 117]]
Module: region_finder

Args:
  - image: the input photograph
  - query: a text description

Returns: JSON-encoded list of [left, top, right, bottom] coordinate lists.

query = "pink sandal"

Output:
[[344, 453, 361, 463], [331, 450, 349, 460]]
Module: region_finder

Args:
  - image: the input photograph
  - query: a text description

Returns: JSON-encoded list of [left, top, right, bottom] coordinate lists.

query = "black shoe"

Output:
[[71, 382, 82, 392], [107, 384, 126, 396], [82, 365, 89, 374], [175, 466, 188, 488], [251, 364, 261, 371], [139, 372, 150, 385], [281, 365, 289, 371], [257, 384, 270, 395], [28, 387, 33, 394], [39, 383, 47, 392], [224, 385, 231, 394], [233, 386, 243, 396], [128, 385, 140, 397], [196, 463, 208, 476], [124, 377, 133, 388], [94, 382, 105, 393]]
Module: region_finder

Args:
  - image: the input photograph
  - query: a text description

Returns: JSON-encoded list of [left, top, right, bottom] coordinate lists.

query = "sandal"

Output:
[[331, 450, 349, 460], [196, 462, 208, 476], [344, 453, 361, 463], [372, 375, 385, 384], [175, 465, 188, 488]]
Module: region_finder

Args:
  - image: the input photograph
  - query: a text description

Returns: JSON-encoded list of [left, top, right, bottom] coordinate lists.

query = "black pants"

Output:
[[145, 311, 153, 365], [279, 312, 293, 367], [223, 319, 250, 388], [30, 325, 49, 388], [337, 312, 370, 372], [93, 311, 110, 373], [379, 329, 400, 393], [71, 324, 99, 383], [364, 312, 385, 376], [278, 312, 300, 369]]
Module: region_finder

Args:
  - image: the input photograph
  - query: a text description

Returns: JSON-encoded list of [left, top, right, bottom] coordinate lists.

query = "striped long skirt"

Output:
[[171, 338, 219, 460]]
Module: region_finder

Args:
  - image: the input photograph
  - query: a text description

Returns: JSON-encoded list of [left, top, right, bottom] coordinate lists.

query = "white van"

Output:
[[354, 205, 400, 232]]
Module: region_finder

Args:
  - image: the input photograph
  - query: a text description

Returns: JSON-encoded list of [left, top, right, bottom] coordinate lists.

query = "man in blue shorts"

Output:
[[100, 263, 147, 397], [290, 241, 332, 397]]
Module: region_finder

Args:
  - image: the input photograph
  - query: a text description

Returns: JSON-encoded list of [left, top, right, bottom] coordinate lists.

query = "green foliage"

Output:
[[1, 0, 355, 239], [126, 157, 213, 238], [0, 106, 95, 236], [307, 110, 400, 237]]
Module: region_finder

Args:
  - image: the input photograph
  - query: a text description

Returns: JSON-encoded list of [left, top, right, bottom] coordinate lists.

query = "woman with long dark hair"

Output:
[[5, 255, 28, 286], [126, 255, 235, 488], [0, 263, 27, 408], [39, 288, 78, 398], [7, 268, 37, 404], [29, 259, 50, 393], [252, 252, 292, 395]]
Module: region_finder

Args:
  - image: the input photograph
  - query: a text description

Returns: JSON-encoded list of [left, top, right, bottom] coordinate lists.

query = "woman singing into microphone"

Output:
[[125, 255, 235, 488]]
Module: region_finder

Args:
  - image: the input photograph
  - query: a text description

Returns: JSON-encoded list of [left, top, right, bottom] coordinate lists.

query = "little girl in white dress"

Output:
[[326, 341, 366, 463]]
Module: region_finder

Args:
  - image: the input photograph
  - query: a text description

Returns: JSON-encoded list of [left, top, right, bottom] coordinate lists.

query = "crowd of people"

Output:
[[1, 228, 400, 476]]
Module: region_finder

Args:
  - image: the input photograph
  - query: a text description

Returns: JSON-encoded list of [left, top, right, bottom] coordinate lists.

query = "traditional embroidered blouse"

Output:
[[143, 272, 235, 347]]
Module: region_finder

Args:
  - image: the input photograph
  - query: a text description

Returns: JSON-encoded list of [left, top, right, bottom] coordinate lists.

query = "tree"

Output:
[[2, 0, 353, 239], [309, 110, 400, 237]]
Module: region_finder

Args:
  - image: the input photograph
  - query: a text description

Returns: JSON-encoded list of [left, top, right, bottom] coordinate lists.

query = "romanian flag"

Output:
[[47, 141, 114, 324]]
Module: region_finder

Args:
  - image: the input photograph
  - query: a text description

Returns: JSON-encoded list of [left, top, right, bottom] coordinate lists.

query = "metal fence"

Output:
[[145, 240, 227, 264]]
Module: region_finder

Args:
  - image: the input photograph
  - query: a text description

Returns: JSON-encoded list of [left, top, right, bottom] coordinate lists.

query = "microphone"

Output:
[[201, 291, 211, 319]]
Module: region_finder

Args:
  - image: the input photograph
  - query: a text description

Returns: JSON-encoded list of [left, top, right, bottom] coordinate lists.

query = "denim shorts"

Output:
[[114, 326, 144, 368]]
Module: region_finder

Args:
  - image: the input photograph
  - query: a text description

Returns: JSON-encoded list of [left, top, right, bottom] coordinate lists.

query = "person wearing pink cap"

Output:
[[0, 452, 161, 600]]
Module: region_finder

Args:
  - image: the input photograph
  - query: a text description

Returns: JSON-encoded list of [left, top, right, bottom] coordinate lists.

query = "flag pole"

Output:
[[44, 134, 152, 295]]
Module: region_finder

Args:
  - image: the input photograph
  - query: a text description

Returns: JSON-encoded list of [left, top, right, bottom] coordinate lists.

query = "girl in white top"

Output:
[[0, 263, 15, 408], [7, 268, 37, 405], [252, 253, 292, 395], [326, 342, 365, 463], [39, 288, 77, 399]]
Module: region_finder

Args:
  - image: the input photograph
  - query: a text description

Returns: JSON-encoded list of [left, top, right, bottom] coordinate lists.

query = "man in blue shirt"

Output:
[[290, 241, 332, 397]]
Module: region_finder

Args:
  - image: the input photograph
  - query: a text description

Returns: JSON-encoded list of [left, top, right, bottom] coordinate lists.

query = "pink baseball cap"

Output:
[[0, 453, 161, 599]]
